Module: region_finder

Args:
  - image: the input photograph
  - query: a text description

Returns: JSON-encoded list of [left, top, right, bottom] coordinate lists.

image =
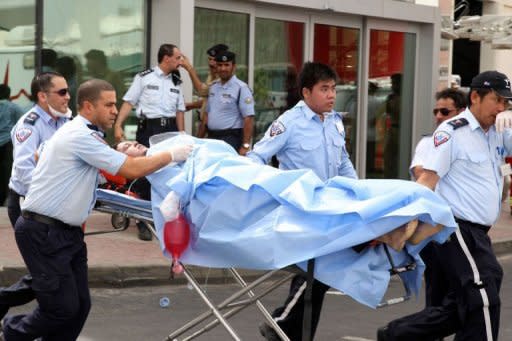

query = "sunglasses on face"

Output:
[[432, 108, 455, 116], [49, 88, 70, 97]]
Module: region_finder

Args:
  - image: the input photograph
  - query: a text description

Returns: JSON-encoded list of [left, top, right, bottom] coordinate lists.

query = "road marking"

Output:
[[340, 336, 374, 341]]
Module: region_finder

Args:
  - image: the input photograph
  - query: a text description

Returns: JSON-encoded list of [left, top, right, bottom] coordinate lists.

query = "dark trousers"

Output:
[[386, 220, 503, 341], [208, 128, 243, 152], [420, 241, 448, 307], [3, 216, 91, 341], [6, 188, 21, 228], [0, 141, 13, 205], [136, 116, 178, 148], [269, 274, 330, 341], [1, 189, 34, 321]]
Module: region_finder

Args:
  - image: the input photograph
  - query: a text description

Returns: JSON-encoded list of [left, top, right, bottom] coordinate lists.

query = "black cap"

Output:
[[215, 50, 236, 63], [206, 44, 228, 57], [470, 70, 512, 99]]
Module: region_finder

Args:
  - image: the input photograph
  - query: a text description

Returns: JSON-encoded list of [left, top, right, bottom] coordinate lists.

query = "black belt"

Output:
[[455, 217, 491, 233], [22, 211, 76, 229], [208, 128, 242, 138]]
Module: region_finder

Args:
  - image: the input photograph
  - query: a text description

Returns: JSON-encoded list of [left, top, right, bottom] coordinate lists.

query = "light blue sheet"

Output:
[[146, 135, 457, 308]]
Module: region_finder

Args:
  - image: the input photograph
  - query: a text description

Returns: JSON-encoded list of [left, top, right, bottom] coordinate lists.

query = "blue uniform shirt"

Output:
[[247, 100, 357, 181], [423, 108, 512, 225], [123, 66, 185, 119], [8, 105, 69, 196], [0, 100, 24, 146], [206, 75, 254, 130], [22, 115, 127, 226]]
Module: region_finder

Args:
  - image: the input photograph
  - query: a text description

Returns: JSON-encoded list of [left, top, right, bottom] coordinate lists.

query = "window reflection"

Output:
[[42, 0, 145, 142], [314, 24, 359, 163], [0, 2, 36, 110], [368, 30, 415, 179], [254, 18, 304, 142]]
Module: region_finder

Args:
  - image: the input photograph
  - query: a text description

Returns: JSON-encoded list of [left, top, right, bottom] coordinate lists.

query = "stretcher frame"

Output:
[[92, 189, 415, 341]]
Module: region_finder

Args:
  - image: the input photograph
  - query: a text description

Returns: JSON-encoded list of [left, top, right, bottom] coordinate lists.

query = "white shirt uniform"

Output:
[[22, 115, 127, 226], [423, 109, 512, 226], [123, 66, 185, 119], [409, 134, 432, 180]]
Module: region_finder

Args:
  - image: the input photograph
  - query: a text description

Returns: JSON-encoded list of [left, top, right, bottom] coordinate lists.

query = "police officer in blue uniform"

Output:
[[114, 43, 185, 146], [201, 50, 255, 155], [248, 62, 357, 341], [114, 43, 185, 240], [378, 71, 512, 341], [0, 79, 192, 340], [0, 72, 71, 322]]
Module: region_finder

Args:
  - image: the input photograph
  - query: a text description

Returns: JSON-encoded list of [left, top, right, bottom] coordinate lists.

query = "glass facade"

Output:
[[0, 1, 36, 111], [367, 30, 416, 179], [254, 18, 304, 141], [42, 0, 146, 141], [314, 24, 359, 163]]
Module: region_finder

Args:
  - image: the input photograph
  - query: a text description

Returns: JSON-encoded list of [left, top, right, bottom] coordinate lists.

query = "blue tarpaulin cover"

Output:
[[145, 135, 457, 308]]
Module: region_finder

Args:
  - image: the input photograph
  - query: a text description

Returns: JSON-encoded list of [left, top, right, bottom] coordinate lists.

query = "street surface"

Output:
[[7, 254, 512, 340]]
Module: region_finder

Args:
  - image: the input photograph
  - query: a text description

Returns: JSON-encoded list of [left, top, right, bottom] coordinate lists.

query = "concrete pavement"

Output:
[[1, 204, 511, 287]]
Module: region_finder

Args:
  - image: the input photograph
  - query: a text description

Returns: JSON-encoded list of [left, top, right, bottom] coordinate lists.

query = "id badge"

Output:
[[500, 162, 512, 177]]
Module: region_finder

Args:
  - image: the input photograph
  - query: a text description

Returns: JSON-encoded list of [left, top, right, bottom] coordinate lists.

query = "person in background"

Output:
[[85, 49, 125, 107], [249, 61, 357, 341], [181, 43, 228, 135], [114, 43, 185, 240], [0, 79, 192, 340], [0, 84, 24, 206], [201, 50, 254, 155]]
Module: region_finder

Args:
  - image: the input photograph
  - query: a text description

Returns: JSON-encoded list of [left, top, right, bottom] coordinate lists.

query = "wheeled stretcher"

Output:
[[93, 188, 418, 341]]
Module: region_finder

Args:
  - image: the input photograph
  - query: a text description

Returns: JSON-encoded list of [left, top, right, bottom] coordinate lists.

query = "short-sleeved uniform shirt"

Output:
[[409, 134, 432, 180], [9, 105, 69, 196], [0, 100, 24, 146], [123, 66, 185, 119], [247, 100, 357, 181], [22, 115, 127, 226], [206, 75, 254, 130], [423, 109, 512, 226]]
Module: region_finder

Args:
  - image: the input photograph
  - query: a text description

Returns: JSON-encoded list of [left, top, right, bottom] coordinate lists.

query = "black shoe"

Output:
[[377, 326, 390, 341], [137, 223, 152, 241], [259, 323, 281, 341]]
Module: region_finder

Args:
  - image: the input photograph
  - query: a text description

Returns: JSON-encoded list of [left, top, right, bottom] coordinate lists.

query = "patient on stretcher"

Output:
[[142, 134, 457, 308]]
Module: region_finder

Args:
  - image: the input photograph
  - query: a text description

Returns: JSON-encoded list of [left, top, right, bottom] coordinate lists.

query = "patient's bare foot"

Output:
[[377, 219, 418, 251], [408, 223, 443, 244]]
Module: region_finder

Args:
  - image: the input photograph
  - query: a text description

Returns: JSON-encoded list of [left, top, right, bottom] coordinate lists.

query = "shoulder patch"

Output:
[[16, 127, 32, 143], [139, 68, 154, 77], [447, 118, 468, 130], [244, 97, 253, 104], [433, 131, 451, 147], [91, 131, 107, 144], [24, 112, 39, 125], [269, 120, 286, 137]]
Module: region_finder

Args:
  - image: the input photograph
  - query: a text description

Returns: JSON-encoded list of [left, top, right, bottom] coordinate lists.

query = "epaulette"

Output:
[[171, 70, 182, 85], [24, 112, 39, 125], [447, 118, 468, 130], [87, 124, 106, 138], [139, 68, 154, 77]]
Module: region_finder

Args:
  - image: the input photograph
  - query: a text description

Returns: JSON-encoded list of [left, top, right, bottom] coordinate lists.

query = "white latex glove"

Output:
[[168, 144, 193, 163], [496, 110, 512, 133], [160, 191, 180, 221]]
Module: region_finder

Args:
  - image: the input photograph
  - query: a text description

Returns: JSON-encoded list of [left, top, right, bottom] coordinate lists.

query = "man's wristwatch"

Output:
[[242, 143, 251, 149]]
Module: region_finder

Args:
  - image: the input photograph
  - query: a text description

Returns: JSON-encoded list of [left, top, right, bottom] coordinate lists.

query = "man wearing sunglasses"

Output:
[[378, 71, 512, 341], [1, 71, 71, 324]]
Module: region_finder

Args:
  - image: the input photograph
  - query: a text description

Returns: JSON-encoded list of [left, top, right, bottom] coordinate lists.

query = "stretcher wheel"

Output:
[[111, 213, 130, 230]]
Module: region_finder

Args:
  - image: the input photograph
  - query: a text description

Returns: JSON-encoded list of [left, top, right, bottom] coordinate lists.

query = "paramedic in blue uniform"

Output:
[[114, 43, 186, 146], [378, 70, 512, 341], [0, 72, 71, 322], [200, 50, 254, 155], [248, 62, 357, 341], [409, 88, 466, 311], [0, 79, 192, 340]]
